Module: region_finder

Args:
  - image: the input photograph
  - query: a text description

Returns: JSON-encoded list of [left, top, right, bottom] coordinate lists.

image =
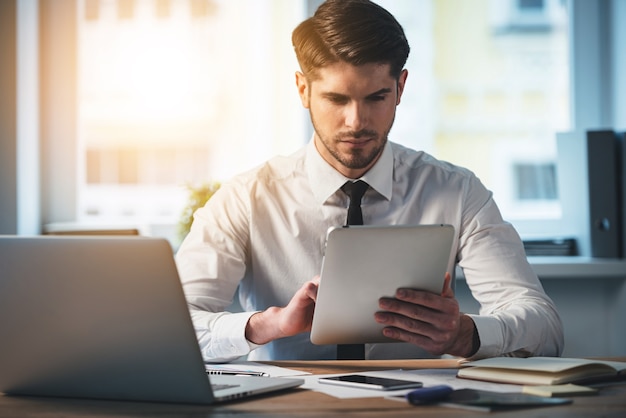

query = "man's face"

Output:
[[296, 62, 407, 179]]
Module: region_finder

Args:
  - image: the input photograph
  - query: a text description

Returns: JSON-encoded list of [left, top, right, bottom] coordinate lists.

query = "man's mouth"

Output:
[[341, 138, 373, 148], [338, 132, 377, 145]]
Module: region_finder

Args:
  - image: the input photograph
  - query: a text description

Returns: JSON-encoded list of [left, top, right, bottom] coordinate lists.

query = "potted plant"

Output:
[[178, 182, 221, 242]]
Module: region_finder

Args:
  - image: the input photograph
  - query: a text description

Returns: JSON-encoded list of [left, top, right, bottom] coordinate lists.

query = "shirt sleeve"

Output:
[[457, 176, 564, 359], [175, 181, 260, 362]]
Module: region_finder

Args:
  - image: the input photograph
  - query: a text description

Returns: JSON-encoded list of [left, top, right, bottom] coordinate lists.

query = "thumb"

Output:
[[441, 272, 454, 298]]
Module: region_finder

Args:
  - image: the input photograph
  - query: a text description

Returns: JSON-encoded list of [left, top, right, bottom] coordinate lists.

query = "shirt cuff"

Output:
[[466, 314, 504, 359], [210, 311, 261, 360]]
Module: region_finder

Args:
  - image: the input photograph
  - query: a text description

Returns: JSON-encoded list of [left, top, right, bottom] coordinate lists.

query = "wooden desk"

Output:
[[1, 359, 625, 417]]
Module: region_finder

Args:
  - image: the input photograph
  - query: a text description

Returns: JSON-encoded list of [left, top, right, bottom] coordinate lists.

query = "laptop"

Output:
[[310, 224, 455, 345], [0, 236, 303, 404]]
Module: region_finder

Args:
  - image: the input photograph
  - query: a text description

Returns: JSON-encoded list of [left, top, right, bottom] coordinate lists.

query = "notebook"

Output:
[[458, 356, 626, 386], [0, 236, 303, 404], [310, 224, 455, 345]]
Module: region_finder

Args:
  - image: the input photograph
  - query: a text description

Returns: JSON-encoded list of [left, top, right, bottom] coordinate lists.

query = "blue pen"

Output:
[[406, 385, 454, 405]]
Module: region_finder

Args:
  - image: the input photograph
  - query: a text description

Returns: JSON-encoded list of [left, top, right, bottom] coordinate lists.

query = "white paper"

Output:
[[302, 369, 522, 399], [404, 368, 522, 392]]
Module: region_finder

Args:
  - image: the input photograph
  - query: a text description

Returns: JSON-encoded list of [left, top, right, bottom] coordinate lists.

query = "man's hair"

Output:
[[292, 0, 410, 80]]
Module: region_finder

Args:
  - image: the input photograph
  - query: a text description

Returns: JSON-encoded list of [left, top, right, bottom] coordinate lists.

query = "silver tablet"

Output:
[[310, 224, 455, 345]]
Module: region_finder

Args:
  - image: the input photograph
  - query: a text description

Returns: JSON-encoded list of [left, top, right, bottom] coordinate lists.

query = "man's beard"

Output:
[[310, 111, 394, 170]]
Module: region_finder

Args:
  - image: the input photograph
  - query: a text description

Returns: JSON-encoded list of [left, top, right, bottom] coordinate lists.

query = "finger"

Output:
[[381, 326, 450, 355], [288, 281, 318, 311], [375, 312, 439, 346], [441, 272, 454, 298], [304, 280, 319, 302], [389, 288, 444, 310], [376, 300, 438, 324]]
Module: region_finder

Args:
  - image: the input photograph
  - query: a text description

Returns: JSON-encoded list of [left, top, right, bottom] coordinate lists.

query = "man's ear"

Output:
[[295, 71, 310, 108], [396, 69, 408, 106]]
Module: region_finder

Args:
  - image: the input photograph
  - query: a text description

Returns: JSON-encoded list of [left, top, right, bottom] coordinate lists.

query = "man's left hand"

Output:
[[375, 273, 479, 358]]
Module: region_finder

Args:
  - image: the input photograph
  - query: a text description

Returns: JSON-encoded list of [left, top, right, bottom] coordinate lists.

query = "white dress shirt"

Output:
[[176, 140, 564, 362]]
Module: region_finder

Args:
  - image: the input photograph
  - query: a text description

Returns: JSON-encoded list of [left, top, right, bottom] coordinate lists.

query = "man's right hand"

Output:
[[244, 276, 320, 345]]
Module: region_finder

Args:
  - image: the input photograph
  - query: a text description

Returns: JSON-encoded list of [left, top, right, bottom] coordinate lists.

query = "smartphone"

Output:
[[318, 374, 423, 391]]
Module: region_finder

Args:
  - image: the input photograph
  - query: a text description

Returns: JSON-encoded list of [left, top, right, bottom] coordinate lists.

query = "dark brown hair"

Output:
[[292, 0, 410, 80]]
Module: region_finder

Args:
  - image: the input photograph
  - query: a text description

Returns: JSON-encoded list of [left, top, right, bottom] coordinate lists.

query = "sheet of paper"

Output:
[[303, 369, 522, 399], [205, 361, 311, 377], [404, 368, 522, 393]]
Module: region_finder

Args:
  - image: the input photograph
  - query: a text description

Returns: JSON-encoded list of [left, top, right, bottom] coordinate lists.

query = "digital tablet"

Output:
[[310, 224, 455, 345]]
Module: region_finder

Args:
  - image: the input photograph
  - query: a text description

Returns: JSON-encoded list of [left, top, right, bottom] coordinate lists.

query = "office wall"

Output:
[[456, 276, 626, 357], [614, 0, 626, 130]]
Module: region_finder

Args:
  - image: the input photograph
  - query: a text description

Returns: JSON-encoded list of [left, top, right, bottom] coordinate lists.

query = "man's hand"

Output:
[[245, 276, 320, 345], [374, 273, 479, 358]]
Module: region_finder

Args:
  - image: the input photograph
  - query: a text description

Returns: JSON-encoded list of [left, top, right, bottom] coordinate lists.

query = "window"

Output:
[[429, 0, 569, 231], [33, 0, 624, 255], [76, 0, 568, 235], [514, 163, 558, 201], [76, 0, 305, 240], [491, 0, 565, 33], [374, 0, 569, 235]]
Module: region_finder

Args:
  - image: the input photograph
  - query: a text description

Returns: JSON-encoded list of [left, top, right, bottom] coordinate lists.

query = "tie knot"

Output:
[[341, 180, 369, 203]]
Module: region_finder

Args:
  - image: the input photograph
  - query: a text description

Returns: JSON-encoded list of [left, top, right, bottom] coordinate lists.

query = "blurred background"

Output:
[[2, 0, 624, 250]]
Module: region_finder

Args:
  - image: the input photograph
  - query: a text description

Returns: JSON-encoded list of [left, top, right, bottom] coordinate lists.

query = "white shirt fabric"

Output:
[[176, 140, 564, 362]]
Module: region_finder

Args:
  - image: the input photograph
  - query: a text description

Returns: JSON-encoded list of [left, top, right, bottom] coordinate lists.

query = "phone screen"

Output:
[[318, 374, 423, 391]]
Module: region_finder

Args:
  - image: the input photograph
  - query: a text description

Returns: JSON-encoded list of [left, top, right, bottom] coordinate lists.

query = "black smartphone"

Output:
[[318, 374, 423, 391]]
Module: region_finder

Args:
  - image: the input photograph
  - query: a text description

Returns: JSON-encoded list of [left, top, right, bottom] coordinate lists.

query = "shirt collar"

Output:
[[306, 138, 394, 205]]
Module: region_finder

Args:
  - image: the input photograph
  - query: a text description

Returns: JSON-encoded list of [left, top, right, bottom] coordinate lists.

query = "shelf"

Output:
[[456, 257, 626, 280]]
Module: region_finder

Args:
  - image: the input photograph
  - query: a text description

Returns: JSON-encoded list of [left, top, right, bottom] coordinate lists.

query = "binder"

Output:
[[586, 130, 621, 258]]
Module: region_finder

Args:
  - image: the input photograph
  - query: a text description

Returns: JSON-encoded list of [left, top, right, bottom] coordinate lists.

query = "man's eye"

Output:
[[368, 95, 386, 102], [328, 96, 348, 104]]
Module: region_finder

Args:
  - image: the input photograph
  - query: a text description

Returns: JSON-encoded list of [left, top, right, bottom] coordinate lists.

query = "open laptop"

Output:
[[0, 236, 303, 404], [311, 224, 455, 345]]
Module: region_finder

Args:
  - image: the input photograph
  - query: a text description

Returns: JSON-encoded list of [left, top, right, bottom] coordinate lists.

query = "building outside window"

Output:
[[75, 0, 569, 244]]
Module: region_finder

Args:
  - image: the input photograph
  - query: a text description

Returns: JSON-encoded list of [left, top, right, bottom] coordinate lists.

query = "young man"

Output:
[[176, 0, 564, 362]]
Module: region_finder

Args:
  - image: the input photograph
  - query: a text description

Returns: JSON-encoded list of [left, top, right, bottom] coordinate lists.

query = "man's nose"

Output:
[[344, 101, 367, 131]]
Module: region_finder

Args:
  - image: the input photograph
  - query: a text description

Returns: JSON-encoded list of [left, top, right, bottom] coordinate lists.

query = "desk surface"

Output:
[[1, 359, 625, 418]]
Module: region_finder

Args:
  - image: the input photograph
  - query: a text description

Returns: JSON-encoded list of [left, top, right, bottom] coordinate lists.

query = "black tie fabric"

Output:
[[342, 180, 369, 226], [337, 180, 369, 360]]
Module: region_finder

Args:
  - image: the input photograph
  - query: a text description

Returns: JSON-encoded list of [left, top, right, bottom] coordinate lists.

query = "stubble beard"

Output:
[[311, 112, 394, 171]]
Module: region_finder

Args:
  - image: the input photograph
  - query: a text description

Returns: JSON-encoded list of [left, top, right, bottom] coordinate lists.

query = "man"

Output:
[[176, 0, 563, 362]]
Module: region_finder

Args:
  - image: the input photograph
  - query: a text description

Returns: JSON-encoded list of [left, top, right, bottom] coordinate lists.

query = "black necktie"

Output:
[[336, 180, 368, 360], [342, 180, 369, 226]]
